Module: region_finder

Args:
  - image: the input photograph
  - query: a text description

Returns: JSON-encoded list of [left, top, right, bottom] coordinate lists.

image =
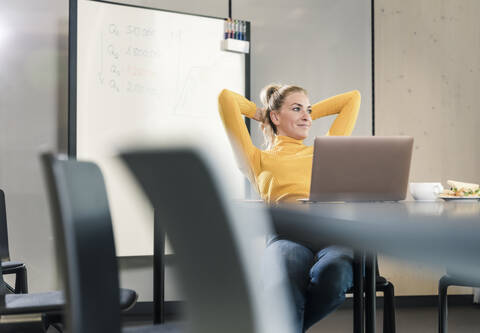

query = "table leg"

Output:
[[353, 250, 365, 333], [365, 254, 376, 333], [153, 210, 165, 324]]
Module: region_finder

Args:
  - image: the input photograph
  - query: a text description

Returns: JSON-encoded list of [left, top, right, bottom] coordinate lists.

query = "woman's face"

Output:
[[270, 91, 312, 140]]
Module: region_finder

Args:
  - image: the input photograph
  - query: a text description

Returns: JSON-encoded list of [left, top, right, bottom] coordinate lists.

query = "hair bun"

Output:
[[260, 84, 281, 109]]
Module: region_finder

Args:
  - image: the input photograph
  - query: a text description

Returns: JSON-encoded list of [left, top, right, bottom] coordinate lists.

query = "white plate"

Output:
[[438, 195, 480, 201], [413, 199, 441, 202]]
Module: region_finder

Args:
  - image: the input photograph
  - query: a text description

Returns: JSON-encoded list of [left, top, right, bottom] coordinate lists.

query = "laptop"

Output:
[[300, 136, 414, 202]]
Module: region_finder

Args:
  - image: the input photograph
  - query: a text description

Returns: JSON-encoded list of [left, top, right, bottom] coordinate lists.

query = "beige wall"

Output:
[[375, 0, 480, 295]]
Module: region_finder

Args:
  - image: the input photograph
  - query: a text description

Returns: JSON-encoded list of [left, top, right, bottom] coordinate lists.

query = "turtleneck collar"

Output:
[[272, 135, 305, 149]]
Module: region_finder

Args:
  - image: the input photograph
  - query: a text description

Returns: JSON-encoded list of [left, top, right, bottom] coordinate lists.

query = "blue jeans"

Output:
[[264, 239, 353, 332]]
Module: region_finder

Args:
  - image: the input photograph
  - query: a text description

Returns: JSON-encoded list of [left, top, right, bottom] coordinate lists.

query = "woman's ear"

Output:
[[270, 111, 280, 126]]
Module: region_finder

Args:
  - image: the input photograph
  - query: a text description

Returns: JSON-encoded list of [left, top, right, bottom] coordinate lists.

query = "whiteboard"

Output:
[[75, 0, 247, 256]]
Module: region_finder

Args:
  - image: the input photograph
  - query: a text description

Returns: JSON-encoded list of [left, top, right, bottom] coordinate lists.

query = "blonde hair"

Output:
[[259, 84, 308, 150]]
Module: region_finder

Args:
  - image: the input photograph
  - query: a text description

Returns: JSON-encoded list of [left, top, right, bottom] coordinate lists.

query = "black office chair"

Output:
[[374, 259, 396, 333], [0, 181, 138, 333], [351, 255, 396, 333], [121, 147, 298, 333], [438, 274, 480, 333], [0, 189, 28, 294], [0, 257, 64, 332], [41, 153, 178, 333]]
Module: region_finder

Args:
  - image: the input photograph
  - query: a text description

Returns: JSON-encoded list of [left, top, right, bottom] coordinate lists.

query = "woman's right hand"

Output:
[[254, 107, 265, 122]]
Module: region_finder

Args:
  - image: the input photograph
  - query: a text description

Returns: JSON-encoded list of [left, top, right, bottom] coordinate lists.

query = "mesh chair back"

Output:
[[0, 189, 10, 261], [121, 147, 296, 333], [42, 154, 121, 333]]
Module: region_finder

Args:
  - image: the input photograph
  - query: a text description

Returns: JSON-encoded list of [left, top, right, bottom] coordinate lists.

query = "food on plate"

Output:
[[440, 180, 480, 197]]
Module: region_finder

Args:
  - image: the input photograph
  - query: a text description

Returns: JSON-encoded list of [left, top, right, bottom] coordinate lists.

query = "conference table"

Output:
[[269, 200, 480, 333]]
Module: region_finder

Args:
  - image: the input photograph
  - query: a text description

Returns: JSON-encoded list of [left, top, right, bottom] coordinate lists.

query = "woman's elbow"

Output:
[[351, 90, 361, 101], [218, 89, 231, 105]]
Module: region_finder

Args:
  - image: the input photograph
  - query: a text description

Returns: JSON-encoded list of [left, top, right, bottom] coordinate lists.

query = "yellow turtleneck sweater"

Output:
[[218, 89, 361, 203]]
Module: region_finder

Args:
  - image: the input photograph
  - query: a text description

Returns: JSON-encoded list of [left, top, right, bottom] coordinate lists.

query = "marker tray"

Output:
[[221, 38, 250, 54]]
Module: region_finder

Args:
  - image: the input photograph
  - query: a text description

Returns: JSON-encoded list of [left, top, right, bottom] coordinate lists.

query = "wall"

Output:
[[234, 0, 372, 146], [375, 0, 480, 295], [0, 0, 68, 292]]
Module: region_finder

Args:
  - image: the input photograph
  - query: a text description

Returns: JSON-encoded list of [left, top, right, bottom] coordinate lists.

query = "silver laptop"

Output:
[[303, 136, 413, 202]]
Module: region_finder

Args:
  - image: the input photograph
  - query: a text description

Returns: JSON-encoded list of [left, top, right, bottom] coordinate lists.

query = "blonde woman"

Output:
[[218, 85, 361, 332]]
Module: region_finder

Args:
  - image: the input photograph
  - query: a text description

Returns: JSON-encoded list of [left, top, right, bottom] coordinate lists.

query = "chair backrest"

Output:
[[0, 190, 10, 300], [0, 189, 10, 261], [0, 258, 6, 298], [121, 146, 295, 333], [41, 153, 121, 333]]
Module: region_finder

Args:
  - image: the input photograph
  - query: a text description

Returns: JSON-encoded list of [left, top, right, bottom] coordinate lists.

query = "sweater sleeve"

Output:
[[310, 90, 361, 136], [218, 89, 259, 177]]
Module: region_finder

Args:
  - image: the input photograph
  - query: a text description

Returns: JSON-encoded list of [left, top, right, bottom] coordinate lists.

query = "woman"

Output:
[[218, 85, 361, 332]]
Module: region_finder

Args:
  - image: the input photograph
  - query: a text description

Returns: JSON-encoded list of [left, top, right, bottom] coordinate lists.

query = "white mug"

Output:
[[409, 182, 444, 201]]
